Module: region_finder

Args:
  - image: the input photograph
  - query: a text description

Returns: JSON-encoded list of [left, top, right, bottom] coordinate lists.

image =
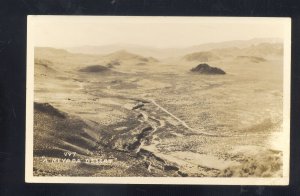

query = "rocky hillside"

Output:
[[190, 64, 226, 75], [34, 102, 99, 157]]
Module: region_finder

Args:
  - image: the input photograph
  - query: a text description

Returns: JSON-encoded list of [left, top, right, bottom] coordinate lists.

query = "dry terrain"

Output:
[[33, 39, 284, 177]]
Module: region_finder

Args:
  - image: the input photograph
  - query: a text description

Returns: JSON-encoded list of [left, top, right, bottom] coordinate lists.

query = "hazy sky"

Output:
[[28, 16, 290, 48]]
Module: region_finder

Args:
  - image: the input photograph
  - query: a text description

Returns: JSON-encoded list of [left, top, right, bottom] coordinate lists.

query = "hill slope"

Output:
[[34, 102, 99, 157]]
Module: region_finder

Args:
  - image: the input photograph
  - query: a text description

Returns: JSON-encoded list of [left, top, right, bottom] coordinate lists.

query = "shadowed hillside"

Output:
[[190, 64, 226, 75], [34, 102, 99, 157]]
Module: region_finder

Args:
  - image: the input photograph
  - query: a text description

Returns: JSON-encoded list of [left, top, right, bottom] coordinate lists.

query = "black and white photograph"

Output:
[[25, 16, 291, 185]]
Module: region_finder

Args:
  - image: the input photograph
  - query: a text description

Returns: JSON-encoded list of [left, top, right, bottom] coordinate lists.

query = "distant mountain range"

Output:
[[66, 38, 282, 59], [34, 38, 283, 76], [182, 42, 283, 62]]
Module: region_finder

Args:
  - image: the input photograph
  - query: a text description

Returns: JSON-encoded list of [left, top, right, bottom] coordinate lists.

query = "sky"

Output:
[[28, 16, 290, 48]]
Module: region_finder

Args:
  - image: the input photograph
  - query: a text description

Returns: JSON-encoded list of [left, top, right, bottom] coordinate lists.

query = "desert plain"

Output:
[[32, 38, 284, 178]]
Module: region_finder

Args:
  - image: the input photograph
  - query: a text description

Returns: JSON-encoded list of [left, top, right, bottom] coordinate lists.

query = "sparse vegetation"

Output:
[[219, 151, 282, 177], [33, 39, 284, 177]]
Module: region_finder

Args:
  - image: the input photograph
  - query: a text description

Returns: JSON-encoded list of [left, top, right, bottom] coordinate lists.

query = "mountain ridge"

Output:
[[65, 38, 283, 59]]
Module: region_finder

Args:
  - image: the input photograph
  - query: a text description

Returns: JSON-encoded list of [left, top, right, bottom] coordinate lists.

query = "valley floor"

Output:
[[33, 64, 284, 177]]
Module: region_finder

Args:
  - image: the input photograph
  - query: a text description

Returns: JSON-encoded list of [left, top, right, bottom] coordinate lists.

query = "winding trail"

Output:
[[149, 99, 194, 131], [131, 98, 225, 176], [134, 97, 222, 156], [146, 98, 220, 137]]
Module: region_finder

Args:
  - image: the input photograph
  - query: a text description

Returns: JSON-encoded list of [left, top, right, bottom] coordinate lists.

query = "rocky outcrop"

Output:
[[190, 64, 226, 75]]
